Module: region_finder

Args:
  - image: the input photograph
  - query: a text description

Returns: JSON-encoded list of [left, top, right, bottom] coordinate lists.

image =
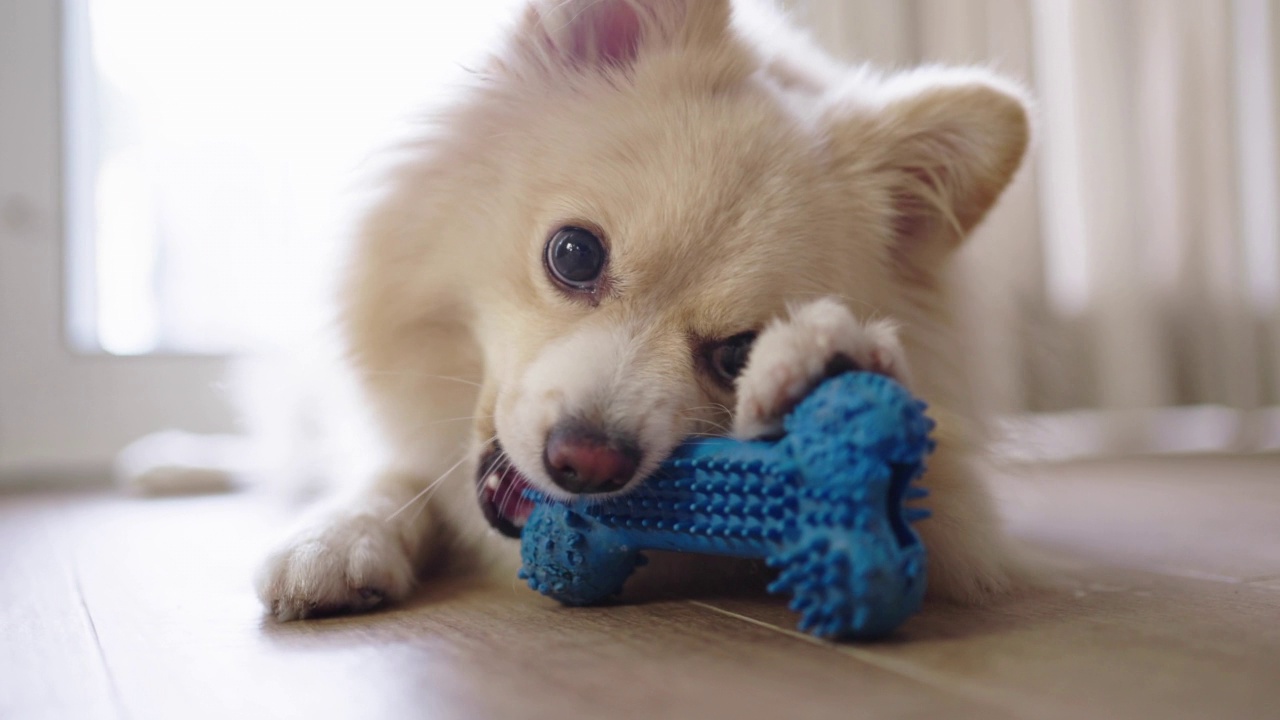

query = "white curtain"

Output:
[[791, 0, 1280, 455]]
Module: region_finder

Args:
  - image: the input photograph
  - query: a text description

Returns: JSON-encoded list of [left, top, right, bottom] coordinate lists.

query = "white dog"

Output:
[[257, 0, 1031, 620]]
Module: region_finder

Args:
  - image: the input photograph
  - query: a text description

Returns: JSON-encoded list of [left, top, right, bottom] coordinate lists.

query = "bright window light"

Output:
[[65, 0, 523, 354]]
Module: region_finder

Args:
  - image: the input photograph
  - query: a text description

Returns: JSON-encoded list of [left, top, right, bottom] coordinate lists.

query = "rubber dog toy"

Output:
[[518, 371, 935, 639]]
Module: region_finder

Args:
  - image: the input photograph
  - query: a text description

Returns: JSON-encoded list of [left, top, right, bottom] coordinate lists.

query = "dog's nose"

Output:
[[543, 422, 640, 495]]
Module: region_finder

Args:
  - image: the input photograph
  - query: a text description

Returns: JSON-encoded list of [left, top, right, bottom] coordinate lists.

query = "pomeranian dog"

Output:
[[257, 0, 1030, 621]]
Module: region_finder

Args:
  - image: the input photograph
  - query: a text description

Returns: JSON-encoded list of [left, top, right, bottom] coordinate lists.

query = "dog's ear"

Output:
[[508, 0, 731, 74], [843, 70, 1031, 269]]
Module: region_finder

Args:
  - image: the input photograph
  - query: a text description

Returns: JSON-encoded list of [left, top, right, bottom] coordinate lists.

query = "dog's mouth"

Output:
[[477, 444, 537, 538]]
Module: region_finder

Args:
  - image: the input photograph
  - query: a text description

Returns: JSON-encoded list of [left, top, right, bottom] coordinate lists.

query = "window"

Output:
[[68, 0, 523, 354], [0, 0, 520, 480]]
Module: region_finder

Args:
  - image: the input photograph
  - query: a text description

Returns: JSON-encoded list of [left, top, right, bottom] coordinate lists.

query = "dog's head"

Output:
[[346, 0, 1030, 536]]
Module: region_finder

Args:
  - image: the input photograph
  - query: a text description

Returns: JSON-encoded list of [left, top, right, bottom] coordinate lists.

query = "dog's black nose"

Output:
[[543, 422, 640, 495]]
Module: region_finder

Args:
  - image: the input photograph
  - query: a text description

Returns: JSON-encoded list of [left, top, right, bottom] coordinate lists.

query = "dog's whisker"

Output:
[[493, 449, 524, 514], [385, 451, 471, 522], [423, 414, 494, 427], [359, 371, 484, 389], [482, 454, 518, 518], [687, 426, 731, 438], [409, 434, 489, 523], [398, 415, 495, 440], [684, 418, 732, 434], [680, 403, 733, 415], [682, 412, 734, 433], [683, 411, 732, 422], [474, 443, 508, 502]]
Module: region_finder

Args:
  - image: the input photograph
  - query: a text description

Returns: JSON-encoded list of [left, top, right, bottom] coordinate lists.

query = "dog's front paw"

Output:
[[256, 512, 416, 621], [733, 298, 909, 439]]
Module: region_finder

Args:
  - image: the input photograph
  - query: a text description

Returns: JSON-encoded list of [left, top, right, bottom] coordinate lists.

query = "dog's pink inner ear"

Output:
[[514, 0, 731, 77], [568, 1, 645, 68]]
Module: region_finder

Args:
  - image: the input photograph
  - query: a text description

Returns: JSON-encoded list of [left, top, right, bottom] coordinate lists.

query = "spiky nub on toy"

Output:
[[518, 371, 935, 639]]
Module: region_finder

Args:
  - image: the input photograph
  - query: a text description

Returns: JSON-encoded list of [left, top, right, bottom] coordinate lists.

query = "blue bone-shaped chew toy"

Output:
[[518, 371, 935, 639]]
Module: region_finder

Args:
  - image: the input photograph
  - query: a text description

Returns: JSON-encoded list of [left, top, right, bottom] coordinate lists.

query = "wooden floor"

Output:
[[2, 456, 1278, 720]]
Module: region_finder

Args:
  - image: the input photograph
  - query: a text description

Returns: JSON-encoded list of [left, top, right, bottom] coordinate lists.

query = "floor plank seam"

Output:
[[73, 569, 131, 720], [1243, 573, 1280, 584], [687, 601, 1041, 716]]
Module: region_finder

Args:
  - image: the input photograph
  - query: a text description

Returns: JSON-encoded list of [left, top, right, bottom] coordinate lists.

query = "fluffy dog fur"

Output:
[[257, 0, 1030, 621]]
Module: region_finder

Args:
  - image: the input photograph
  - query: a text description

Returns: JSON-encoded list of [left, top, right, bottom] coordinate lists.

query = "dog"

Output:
[[256, 0, 1031, 621]]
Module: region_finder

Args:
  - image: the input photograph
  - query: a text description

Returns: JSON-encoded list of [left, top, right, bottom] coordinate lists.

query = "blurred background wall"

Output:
[[798, 0, 1280, 455]]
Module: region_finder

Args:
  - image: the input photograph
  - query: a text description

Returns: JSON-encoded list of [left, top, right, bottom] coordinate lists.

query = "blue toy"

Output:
[[518, 371, 935, 640]]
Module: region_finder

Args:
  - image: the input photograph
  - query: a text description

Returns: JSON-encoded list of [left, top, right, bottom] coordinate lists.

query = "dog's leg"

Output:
[[733, 297, 1010, 603], [255, 468, 456, 621], [254, 339, 491, 620], [901, 432, 1013, 602], [733, 298, 909, 440]]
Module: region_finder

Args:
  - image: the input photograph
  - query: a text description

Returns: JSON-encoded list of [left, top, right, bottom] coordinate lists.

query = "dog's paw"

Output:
[[733, 298, 909, 439], [255, 512, 416, 621]]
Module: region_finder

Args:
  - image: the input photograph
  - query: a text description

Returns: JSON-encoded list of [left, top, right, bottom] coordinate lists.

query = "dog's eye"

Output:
[[545, 227, 606, 291], [709, 332, 758, 385]]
